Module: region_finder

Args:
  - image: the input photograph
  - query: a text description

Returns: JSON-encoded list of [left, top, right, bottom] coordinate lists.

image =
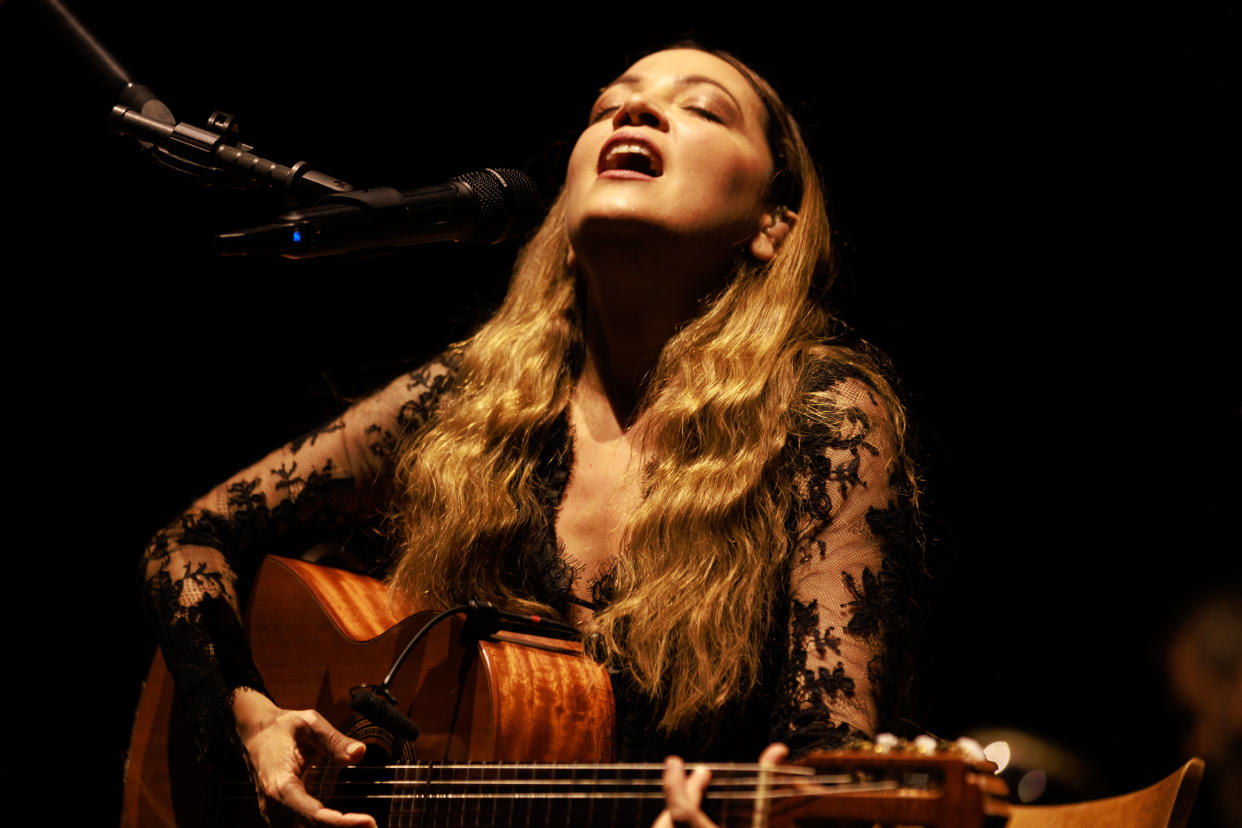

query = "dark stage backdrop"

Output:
[[4, 2, 1238, 824]]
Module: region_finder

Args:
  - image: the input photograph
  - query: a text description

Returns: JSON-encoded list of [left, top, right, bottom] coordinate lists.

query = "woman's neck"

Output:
[[574, 233, 734, 426]]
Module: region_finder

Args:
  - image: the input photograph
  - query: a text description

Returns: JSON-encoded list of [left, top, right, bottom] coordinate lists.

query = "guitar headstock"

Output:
[[772, 735, 1011, 827]]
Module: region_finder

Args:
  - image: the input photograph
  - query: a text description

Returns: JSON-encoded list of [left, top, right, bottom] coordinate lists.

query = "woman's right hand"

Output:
[[232, 688, 377, 828], [655, 743, 789, 828]]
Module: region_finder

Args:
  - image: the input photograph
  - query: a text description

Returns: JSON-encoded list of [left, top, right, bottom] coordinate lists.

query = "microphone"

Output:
[[214, 167, 542, 258], [348, 686, 421, 742]]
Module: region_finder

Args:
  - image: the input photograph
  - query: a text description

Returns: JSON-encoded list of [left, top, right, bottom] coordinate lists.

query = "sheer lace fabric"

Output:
[[774, 372, 905, 755], [140, 360, 456, 759], [140, 354, 912, 762]]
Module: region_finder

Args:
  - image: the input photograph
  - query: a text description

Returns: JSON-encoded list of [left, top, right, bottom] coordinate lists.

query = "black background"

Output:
[[4, 2, 1238, 824]]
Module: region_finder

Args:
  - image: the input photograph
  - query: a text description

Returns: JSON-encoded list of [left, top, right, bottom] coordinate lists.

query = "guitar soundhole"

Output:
[[307, 713, 420, 825]]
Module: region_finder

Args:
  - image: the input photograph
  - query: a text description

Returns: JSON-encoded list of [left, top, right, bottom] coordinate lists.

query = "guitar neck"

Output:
[[309, 760, 828, 828], [305, 753, 1007, 828]]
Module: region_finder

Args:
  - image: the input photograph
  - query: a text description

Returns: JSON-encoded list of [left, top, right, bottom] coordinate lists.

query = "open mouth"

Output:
[[598, 139, 663, 177]]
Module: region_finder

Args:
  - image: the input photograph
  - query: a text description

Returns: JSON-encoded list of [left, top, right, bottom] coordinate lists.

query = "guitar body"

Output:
[[122, 556, 615, 827]]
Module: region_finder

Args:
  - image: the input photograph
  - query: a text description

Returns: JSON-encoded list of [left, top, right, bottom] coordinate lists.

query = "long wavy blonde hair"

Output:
[[389, 49, 916, 732]]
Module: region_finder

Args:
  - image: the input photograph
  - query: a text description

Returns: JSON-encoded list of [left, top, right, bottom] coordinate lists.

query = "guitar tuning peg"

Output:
[[873, 733, 899, 753], [954, 736, 986, 762], [913, 734, 938, 755]]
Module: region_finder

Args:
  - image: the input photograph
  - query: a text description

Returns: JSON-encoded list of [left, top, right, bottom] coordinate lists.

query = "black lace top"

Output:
[[140, 353, 918, 765]]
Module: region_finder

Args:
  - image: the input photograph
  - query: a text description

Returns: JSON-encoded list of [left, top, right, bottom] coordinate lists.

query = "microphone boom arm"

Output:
[[37, 0, 354, 203], [108, 105, 355, 202], [35, 2, 544, 257]]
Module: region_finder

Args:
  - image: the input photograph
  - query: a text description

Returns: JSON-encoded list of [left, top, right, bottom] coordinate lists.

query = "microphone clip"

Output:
[[348, 683, 421, 743]]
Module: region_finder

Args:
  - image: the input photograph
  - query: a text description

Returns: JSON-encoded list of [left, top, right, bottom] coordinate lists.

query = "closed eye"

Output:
[[589, 105, 619, 124], [685, 106, 723, 123]]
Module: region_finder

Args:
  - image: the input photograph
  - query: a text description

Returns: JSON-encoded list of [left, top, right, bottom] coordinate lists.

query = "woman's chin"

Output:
[[569, 208, 678, 248]]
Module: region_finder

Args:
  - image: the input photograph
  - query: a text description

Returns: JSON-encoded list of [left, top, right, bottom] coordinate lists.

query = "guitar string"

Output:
[[468, 760, 478, 828], [215, 758, 907, 828], [273, 769, 902, 805], [358, 781, 901, 801], [607, 763, 621, 828], [213, 769, 903, 828], [334, 762, 816, 773], [371, 782, 908, 828], [211, 780, 892, 799], [293, 769, 851, 786], [299, 759, 943, 776], [500, 761, 510, 828], [316, 774, 856, 789], [272, 761, 826, 799], [582, 762, 593, 828], [210, 771, 870, 799]]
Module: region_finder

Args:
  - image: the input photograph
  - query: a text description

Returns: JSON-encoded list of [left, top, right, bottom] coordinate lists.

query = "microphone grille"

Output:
[[452, 168, 543, 244]]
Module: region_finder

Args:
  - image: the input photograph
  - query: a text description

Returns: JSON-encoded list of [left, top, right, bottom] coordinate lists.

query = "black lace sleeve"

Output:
[[138, 356, 457, 763], [773, 371, 918, 756]]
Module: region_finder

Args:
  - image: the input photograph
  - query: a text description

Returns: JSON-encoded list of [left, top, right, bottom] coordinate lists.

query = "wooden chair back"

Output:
[[1004, 758, 1204, 828]]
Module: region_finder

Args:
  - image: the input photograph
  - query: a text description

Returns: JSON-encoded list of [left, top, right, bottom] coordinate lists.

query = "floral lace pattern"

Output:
[[772, 366, 918, 755], [139, 359, 457, 761], [140, 354, 916, 762]]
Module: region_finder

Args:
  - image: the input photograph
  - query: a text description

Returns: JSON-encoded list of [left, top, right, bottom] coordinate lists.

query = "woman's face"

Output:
[[564, 49, 774, 258]]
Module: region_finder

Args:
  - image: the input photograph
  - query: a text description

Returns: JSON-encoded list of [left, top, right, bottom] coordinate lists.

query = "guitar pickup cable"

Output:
[[349, 600, 580, 743]]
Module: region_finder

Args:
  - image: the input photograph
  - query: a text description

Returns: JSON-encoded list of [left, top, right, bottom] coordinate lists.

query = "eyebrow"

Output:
[[602, 73, 745, 116]]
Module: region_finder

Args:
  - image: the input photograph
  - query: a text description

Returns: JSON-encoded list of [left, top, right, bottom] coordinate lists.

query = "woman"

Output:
[[141, 46, 922, 827]]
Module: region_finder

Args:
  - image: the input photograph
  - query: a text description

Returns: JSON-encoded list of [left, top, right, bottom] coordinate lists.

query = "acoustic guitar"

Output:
[[123, 555, 1008, 827]]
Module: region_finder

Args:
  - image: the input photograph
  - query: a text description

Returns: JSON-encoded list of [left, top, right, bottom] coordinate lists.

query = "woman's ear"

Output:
[[749, 207, 798, 262], [566, 243, 578, 271]]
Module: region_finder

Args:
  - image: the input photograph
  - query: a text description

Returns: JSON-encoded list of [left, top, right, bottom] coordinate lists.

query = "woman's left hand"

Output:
[[654, 742, 789, 827]]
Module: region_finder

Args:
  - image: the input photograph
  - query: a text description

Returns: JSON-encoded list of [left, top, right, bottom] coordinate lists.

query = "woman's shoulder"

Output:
[[364, 348, 462, 419], [373, 348, 461, 398], [792, 351, 901, 453], [338, 348, 463, 463]]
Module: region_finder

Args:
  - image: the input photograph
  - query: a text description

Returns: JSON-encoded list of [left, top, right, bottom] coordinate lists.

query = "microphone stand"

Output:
[[32, 2, 542, 259], [35, 0, 354, 205]]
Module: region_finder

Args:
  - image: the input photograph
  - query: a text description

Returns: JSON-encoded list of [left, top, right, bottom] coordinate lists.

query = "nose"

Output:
[[612, 93, 668, 130]]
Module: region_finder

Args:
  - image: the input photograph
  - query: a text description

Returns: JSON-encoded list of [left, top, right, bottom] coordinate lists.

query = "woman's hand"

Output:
[[654, 742, 789, 827], [232, 688, 377, 828]]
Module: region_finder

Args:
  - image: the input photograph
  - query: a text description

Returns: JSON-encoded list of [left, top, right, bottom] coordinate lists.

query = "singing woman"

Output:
[[141, 46, 923, 827]]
